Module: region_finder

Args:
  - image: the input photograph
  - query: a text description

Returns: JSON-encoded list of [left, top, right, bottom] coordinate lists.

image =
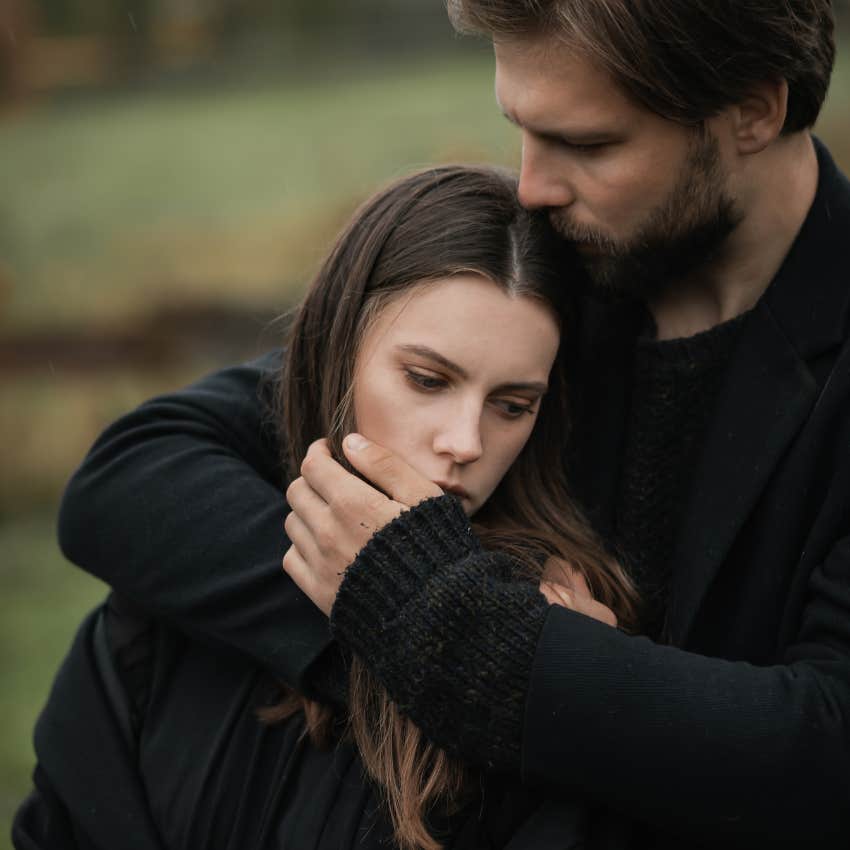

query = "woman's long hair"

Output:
[[264, 165, 639, 850]]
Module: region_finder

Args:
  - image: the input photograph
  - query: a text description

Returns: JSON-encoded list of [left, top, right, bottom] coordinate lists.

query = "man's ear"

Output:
[[730, 78, 789, 154]]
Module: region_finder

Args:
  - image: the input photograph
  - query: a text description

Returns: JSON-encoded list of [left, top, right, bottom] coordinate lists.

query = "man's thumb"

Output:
[[342, 433, 441, 507]]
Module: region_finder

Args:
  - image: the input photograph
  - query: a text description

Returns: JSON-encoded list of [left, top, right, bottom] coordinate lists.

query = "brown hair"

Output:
[[267, 165, 639, 849], [448, 0, 835, 133]]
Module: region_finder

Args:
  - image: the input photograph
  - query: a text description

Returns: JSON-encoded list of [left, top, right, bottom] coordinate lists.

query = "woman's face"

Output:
[[352, 274, 560, 515]]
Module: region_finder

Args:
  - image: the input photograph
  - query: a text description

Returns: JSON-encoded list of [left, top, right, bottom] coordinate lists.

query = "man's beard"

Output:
[[549, 129, 743, 302]]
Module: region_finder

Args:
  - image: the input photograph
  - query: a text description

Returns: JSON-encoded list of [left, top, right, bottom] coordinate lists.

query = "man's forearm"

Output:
[[329, 497, 850, 847], [58, 354, 335, 690]]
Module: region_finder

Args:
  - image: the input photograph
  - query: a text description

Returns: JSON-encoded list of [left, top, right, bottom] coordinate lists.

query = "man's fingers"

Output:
[[583, 599, 618, 628], [282, 543, 312, 595], [284, 509, 320, 564], [540, 581, 574, 608], [285, 476, 328, 536], [282, 544, 334, 617], [541, 557, 591, 596], [540, 581, 618, 627], [342, 433, 442, 508], [301, 438, 389, 513]]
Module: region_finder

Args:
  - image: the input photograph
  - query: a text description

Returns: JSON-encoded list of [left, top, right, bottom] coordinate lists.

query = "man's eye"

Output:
[[555, 137, 607, 153], [404, 369, 447, 391]]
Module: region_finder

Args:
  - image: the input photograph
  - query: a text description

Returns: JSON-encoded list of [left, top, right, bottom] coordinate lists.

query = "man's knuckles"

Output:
[[285, 477, 299, 504], [312, 522, 339, 558]]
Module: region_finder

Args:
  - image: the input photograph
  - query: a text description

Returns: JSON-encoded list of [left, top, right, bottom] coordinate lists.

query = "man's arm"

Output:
[[285, 437, 850, 847], [57, 353, 333, 690], [328, 498, 850, 847]]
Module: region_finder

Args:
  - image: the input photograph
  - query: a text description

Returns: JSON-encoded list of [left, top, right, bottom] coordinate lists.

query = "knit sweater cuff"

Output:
[[332, 494, 480, 623], [330, 494, 549, 769]]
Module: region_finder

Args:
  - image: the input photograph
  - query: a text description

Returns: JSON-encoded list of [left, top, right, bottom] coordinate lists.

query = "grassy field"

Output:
[[1, 44, 849, 845], [0, 53, 518, 332]]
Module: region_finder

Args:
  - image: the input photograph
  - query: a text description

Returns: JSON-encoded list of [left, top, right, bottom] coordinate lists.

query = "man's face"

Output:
[[494, 37, 742, 300]]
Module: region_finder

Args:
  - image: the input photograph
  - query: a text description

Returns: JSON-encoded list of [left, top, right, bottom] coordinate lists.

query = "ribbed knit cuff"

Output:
[[330, 494, 549, 770], [332, 494, 480, 628]]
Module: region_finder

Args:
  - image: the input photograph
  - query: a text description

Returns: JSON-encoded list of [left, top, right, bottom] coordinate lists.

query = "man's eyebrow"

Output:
[[397, 344, 469, 379], [500, 108, 615, 145]]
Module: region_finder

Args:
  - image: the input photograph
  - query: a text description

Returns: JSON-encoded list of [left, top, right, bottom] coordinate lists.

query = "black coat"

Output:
[[21, 141, 850, 848], [14, 600, 595, 850]]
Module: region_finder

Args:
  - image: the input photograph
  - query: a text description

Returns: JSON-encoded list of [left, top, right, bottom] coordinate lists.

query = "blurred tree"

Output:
[[15, 0, 848, 94], [0, 0, 34, 105], [37, 0, 75, 35], [112, 0, 156, 74]]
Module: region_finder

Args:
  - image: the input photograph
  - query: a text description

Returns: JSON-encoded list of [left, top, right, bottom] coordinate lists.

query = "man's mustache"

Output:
[[547, 210, 620, 254]]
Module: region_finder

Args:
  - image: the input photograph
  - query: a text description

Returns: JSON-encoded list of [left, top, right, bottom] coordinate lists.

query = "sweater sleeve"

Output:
[[329, 497, 850, 848], [57, 352, 337, 692], [330, 495, 550, 768]]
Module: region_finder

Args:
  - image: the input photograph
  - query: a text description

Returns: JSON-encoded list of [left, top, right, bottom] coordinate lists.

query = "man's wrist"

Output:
[[330, 493, 478, 635]]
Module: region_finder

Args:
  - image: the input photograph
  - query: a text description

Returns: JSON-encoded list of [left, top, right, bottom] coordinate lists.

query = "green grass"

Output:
[[0, 54, 519, 331], [0, 515, 107, 846], [1, 48, 848, 332]]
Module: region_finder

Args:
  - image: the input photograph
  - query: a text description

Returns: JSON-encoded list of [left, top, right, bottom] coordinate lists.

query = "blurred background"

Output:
[[1, 1, 848, 839]]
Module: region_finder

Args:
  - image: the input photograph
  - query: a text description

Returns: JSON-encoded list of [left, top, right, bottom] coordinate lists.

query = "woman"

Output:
[[16, 165, 637, 850], [267, 164, 638, 849]]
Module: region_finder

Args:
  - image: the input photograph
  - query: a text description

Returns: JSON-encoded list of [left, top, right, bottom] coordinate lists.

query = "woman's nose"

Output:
[[433, 413, 483, 465]]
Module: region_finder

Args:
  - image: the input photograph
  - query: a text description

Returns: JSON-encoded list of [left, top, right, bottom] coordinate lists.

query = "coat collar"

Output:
[[762, 138, 850, 361], [668, 138, 850, 642]]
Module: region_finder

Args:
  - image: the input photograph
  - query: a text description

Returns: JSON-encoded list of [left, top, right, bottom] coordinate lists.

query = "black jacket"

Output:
[[32, 140, 850, 848], [15, 599, 599, 850]]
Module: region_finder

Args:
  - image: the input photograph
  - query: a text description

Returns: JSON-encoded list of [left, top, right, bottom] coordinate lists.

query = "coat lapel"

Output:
[[667, 303, 818, 643], [668, 138, 850, 643]]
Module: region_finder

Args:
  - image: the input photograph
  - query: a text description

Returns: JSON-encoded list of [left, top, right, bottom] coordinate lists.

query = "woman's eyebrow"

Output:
[[396, 344, 469, 378], [494, 381, 548, 394], [396, 344, 548, 393]]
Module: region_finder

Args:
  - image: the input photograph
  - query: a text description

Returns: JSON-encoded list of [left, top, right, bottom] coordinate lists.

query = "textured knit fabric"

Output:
[[615, 312, 746, 638], [330, 494, 550, 768]]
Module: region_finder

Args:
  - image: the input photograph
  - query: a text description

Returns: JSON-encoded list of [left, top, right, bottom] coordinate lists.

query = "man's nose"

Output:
[[518, 134, 575, 210], [433, 413, 483, 465]]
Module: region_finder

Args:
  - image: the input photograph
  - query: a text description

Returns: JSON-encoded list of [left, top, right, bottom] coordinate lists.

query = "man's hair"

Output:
[[448, 0, 836, 133]]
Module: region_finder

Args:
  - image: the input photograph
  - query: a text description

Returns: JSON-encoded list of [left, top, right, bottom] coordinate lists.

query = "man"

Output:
[[29, 1, 850, 847]]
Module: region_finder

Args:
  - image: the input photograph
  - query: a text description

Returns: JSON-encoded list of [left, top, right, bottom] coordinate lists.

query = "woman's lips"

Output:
[[434, 481, 470, 499]]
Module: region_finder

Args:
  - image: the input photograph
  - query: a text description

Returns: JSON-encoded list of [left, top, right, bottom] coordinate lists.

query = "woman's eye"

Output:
[[493, 399, 536, 419], [404, 369, 447, 391]]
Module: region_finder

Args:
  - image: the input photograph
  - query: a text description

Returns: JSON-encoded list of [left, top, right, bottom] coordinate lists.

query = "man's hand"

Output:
[[539, 557, 618, 627], [282, 434, 442, 615]]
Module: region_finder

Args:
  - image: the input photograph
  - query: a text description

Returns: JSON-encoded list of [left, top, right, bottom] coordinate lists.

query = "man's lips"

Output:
[[434, 481, 470, 499]]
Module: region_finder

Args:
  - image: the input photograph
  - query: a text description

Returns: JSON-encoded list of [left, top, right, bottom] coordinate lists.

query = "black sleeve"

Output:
[[329, 495, 850, 848], [330, 495, 550, 768], [57, 353, 335, 691], [13, 767, 94, 850]]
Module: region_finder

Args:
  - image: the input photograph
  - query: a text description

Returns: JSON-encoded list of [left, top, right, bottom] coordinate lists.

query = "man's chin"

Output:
[[579, 254, 662, 303], [573, 241, 607, 259]]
